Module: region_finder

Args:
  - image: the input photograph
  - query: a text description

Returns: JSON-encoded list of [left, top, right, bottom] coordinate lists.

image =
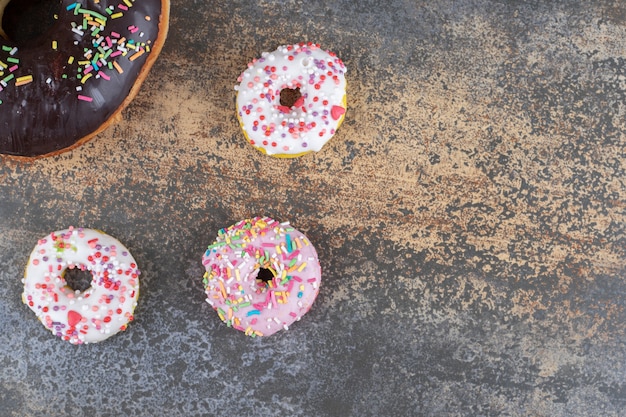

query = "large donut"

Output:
[[235, 43, 347, 158], [0, 0, 169, 158], [202, 217, 321, 337], [22, 227, 140, 344]]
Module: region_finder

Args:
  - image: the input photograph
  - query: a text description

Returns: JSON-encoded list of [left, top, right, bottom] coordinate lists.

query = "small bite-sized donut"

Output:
[[235, 42, 347, 158], [23, 227, 140, 344], [202, 217, 321, 337], [0, 0, 169, 158]]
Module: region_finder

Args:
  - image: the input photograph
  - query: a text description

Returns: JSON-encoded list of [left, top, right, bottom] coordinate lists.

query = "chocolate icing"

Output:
[[0, 0, 166, 157], [3, 0, 60, 44]]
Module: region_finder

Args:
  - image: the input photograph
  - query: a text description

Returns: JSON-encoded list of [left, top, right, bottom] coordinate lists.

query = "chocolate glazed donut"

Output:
[[0, 0, 169, 158]]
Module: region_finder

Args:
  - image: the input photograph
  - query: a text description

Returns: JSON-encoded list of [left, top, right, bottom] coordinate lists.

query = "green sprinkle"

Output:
[[78, 8, 107, 22], [206, 241, 226, 250]]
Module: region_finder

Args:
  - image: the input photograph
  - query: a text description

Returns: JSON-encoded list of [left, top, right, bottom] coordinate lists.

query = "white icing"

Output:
[[22, 228, 140, 344], [235, 43, 347, 156]]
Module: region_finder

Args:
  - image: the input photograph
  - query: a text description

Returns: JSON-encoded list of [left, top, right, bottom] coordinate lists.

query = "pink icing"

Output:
[[201, 217, 321, 337]]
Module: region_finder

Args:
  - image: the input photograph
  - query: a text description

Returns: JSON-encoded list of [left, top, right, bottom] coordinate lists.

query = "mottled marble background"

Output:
[[1, 0, 625, 416]]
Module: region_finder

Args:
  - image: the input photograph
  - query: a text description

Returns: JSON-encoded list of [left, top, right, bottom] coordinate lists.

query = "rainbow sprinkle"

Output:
[[0, 0, 156, 106], [64, 1, 151, 101]]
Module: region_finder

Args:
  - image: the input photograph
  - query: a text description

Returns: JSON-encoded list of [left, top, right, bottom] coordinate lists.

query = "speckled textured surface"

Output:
[[1, 0, 625, 416]]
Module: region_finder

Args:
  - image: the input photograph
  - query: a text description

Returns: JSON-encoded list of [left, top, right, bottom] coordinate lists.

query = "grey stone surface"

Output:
[[1, 0, 626, 416]]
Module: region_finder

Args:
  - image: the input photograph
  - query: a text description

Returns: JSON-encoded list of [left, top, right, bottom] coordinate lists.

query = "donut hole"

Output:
[[256, 267, 275, 287], [63, 266, 93, 293], [0, 0, 61, 43], [279, 87, 302, 108]]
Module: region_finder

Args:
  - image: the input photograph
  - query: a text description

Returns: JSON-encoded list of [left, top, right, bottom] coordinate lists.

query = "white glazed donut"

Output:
[[202, 217, 321, 337], [235, 43, 347, 158], [22, 227, 140, 344]]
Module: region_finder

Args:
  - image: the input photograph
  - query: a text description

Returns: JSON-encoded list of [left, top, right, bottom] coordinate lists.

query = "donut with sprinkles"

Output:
[[202, 217, 321, 337], [22, 227, 140, 344], [235, 43, 347, 158], [0, 0, 169, 158]]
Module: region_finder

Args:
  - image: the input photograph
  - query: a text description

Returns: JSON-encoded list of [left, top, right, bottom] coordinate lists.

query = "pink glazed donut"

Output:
[[202, 217, 321, 337]]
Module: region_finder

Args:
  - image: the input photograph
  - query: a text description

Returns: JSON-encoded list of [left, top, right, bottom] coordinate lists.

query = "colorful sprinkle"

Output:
[[15, 75, 33, 86], [0, 0, 156, 110]]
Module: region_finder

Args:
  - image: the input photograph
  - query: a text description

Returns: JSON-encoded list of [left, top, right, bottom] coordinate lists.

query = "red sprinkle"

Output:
[[331, 105, 346, 120], [67, 310, 82, 327]]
